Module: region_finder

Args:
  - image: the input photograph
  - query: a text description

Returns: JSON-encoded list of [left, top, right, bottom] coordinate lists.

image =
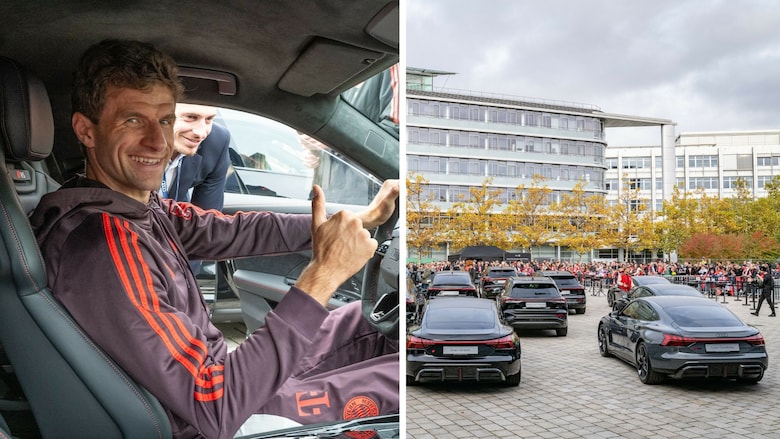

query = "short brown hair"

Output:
[[71, 39, 184, 123]]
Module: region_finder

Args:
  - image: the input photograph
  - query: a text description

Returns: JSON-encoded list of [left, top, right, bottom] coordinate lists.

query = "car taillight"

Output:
[[407, 335, 435, 349], [485, 334, 517, 349], [745, 334, 766, 346], [661, 333, 766, 347]]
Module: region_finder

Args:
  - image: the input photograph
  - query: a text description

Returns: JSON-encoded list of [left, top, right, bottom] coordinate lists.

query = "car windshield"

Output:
[[510, 284, 559, 298], [665, 305, 744, 327], [551, 276, 580, 287], [488, 270, 516, 278], [432, 274, 471, 286], [425, 308, 495, 330]]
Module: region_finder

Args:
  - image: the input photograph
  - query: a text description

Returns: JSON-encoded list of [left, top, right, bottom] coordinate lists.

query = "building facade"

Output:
[[406, 68, 675, 263]]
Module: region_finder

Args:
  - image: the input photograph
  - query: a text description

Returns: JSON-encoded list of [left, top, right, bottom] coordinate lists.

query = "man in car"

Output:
[[29, 39, 399, 438]]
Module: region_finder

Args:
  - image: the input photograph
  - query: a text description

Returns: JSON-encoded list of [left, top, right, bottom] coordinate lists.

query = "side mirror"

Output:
[[613, 300, 628, 313]]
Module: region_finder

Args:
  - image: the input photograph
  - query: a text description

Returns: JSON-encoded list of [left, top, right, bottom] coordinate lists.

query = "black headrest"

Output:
[[0, 57, 54, 161]]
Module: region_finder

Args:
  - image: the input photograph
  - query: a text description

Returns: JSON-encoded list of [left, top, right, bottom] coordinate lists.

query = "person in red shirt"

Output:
[[617, 267, 632, 297]]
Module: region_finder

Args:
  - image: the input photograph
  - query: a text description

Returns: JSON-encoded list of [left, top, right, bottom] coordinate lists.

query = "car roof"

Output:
[[632, 275, 671, 284], [0, 0, 399, 180], [511, 276, 556, 284], [641, 283, 702, 296], [537, 270, 574, 277], [640, 295, 714, 307]]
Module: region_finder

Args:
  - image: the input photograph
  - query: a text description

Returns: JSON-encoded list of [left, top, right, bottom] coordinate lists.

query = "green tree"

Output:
[[553, 181, 608, 261], [405, 173, 441, 264], [503, 175, 554, 258], [445, 177, 509, 251]]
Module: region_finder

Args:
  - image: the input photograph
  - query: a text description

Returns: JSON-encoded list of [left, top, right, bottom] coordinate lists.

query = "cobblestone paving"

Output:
[[405, 290, 780, 438]]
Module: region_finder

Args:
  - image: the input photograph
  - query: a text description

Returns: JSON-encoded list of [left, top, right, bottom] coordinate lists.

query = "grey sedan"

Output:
[[598, 296, 768, 384]]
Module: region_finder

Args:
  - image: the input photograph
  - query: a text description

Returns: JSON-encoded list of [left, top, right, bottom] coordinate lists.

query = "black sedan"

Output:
[[607, 275, 671, 307], [407, 297, 522, 387], [598, 296, 768, 384], [613, 283, 703, 311], [426, 270, 479, 298]]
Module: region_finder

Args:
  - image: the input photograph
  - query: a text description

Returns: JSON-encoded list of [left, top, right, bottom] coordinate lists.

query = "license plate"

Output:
[[526, 302, 546, 308], [443, 345, 478, 355], [495, 280, 506, 284], [439, 290, 460, 296], [705, 343, 740, 353]]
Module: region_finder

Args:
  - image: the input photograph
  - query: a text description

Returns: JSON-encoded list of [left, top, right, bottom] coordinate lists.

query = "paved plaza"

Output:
[[405, 289, 780, 439]]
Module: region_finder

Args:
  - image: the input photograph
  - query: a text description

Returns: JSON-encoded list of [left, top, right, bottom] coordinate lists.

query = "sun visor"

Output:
[[278, 38, 386, 97]]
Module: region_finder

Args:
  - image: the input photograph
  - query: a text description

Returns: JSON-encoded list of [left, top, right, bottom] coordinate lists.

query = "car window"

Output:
[[510, 283, 559, 298], [425, 308, 495, 330], [634, 302, 659, 321], [218, 108, 382, 204], [665, 305, 744, 327], [488, 269, 516, 278], [432, 273, 472, 286], [621, 301, 640, 318], [551, 276, 580, 287], [632, 288, 651, 298], [341, 64, 399, 136]]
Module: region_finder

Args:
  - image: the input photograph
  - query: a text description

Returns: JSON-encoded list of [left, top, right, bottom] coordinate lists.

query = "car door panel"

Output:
[[219, 194, 365, 333]]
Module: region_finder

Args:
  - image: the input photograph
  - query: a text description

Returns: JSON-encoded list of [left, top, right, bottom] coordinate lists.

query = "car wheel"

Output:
[[504, 369, 521, 387], [575, 307, 586, 315], [597, 324, 612, 357], [406, 375, 418, 386], [555, 327, 568, 337], [636, 342, 664, 384]]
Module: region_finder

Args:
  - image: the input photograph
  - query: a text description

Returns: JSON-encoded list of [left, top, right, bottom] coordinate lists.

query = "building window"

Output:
[[622, 157, 651, 169], [605, 158, 618, 169], [676, 177, 685, 189], [723, 176, 753, 189], [676, 156, 684, 168], [758, 175, 778, 188], [688, 155, 718, 168], [689, 177, 718, 190], [757, 156, 780, 166]]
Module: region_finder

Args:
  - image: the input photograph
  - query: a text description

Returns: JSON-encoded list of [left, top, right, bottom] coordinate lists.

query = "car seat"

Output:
[[0, 57, 172, 438]]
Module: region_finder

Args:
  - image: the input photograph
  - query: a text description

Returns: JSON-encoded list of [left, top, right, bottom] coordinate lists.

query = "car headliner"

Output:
[[0, 0, 399, 180]]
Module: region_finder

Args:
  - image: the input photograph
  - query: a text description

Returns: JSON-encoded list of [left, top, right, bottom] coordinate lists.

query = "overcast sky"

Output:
[[405, 0, 780, 146]]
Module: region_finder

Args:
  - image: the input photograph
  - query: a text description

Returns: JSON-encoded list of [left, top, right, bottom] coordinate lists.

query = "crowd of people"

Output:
[[407, 258, 779, 295]]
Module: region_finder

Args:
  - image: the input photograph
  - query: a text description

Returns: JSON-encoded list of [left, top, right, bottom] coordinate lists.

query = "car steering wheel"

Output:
[[361, 217, 400, 340]]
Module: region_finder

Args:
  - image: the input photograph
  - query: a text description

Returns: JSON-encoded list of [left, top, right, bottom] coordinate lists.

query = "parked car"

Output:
[[612, 283, 703, 312], [598, 296, 768, 384], [536, 270, 587, 314], [497, 276, 568, 336], [479, 266, 519, 299], [426, 270, 479, 298], [406, 297, 522, 387], [607, 275, 671, 308], [0, 1, 400, 437]]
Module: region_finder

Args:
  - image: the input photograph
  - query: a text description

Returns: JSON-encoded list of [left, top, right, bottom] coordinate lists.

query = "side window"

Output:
[[216, 109, 381, 206], [621, 301, 640, 318], [632, 288, 650, 298], [635, 302, 659, 321]]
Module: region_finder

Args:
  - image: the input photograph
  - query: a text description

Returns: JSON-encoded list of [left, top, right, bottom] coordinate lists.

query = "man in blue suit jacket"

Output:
[[161, 103, 230, 211], [162, 104, 231, 277]]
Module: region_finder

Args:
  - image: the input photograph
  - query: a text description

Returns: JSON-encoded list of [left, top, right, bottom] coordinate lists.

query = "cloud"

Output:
[[407, 0, 780, 143]]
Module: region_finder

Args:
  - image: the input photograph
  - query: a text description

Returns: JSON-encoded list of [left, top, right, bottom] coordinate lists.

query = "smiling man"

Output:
[[161, 102, 231, 211], [30, 39, 399, 439]]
